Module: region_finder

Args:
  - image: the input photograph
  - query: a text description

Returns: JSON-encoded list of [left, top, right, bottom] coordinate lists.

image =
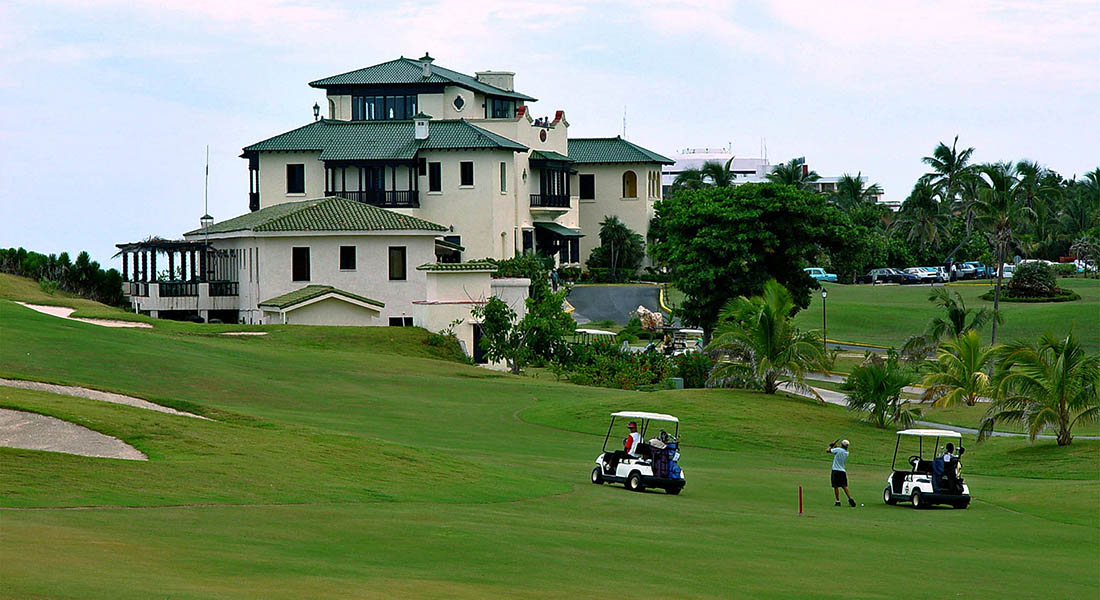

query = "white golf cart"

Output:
[[591, 411, 685, 494], [883, 429, 971, 509]]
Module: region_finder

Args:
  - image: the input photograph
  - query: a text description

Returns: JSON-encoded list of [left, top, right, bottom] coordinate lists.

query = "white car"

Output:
[[592, 411, 685, 495], [883, 429, 971, 509], [904, 267, 939, 283], [999, 264, 1015, 279]]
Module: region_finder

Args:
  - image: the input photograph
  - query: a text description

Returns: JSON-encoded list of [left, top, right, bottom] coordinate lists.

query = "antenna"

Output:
[[622, 105, 626, 139], [204, 145, 210, 216]]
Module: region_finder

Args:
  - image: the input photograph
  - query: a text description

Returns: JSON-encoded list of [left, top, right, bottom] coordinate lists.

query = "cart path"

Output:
[[0, 378, 211, 420], [0, 408, 147, 460], [567, 284, 663, 325], [15, 302, 152, 328], [779, 382, 1100, 441]]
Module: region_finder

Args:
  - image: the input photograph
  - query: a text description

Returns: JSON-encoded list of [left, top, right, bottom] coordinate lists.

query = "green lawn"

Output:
[[1, 281, 1098, 599]]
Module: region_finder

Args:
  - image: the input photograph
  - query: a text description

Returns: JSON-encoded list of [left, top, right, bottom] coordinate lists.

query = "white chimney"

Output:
[[420, 52, 434, 78], [476, 71, 515, 92], [414, 113, 430, 140]]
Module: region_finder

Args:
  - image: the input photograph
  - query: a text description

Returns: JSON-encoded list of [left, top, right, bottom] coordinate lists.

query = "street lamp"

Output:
[[821, 288, 828, 357], [313, 102, 320, 121]]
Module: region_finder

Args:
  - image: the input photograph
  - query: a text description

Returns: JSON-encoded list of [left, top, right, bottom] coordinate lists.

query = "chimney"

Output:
[[420, 52, 434, 78], [475, 71, 515, 92], [414, 112, 431, 140]]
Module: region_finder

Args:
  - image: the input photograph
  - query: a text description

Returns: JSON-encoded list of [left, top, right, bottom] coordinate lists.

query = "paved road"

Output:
[[567, 284, 664, 325]]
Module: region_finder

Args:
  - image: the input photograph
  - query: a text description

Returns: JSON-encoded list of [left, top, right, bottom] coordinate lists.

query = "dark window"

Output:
[[522, 230, 534, 253], [389, 246, 407, 281], [418, 158, 427, 176], [569, 239, 580, 263], [352, 94, 417, 121], [489, 98, 515, 118], [292, 247, 310, 281], [286, 164, 305, 194], [460, 162, 474, 186], [389, 316, 414, 327], [440, 235, 462, 264], [579, 174, 595, 200], [500, 162, 507, 192], [428, 162, 441, 192], [339, 246, 356, 270]]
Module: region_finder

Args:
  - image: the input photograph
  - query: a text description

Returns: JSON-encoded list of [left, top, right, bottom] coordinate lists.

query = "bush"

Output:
[[1053, 263, 1077, 277], [672, 352, 715, 388], [556, 338, 672, 390], [1009, 262, 1058, 297]]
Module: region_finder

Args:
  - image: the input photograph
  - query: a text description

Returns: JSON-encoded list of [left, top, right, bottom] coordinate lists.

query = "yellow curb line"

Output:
[[563, 299, 574, 314], [825, 338, 891, 350], [658, 286, 673, 313]]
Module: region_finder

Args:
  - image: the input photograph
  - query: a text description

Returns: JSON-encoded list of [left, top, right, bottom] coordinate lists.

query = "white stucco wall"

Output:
[[275, 297, 380, 326], [575, 163, 662, 266], [258, 152, 326, 209]]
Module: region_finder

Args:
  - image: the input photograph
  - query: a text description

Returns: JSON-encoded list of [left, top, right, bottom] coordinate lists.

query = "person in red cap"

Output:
[[604, 421, 644, 474]]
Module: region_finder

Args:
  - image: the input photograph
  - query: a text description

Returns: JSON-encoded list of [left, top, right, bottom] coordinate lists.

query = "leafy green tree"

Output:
[[766, 158, 821, 190], [892, 181, 950, 251], [843, 352, 920, 428], [981, 332, 1100, 446], [706, 280, 825, 396], [585, 216, 645, 282], [919, 330, 997, 407], [470, 297, 527, 374], [650, 184, 845, 334], [901, 288, 1000, 360], [974, 162, 1034, 344], [831, 172, 883, 212]]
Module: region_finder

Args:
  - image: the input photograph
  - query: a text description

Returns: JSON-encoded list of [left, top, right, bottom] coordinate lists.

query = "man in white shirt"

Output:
[[827, 440, 856, 507]]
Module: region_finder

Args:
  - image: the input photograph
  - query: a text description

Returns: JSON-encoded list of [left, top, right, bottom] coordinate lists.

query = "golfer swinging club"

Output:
[[827, 439, 856, 507]]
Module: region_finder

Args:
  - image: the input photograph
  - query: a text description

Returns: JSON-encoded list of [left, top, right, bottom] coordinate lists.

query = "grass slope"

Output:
[[1, 281, 1097, 599]]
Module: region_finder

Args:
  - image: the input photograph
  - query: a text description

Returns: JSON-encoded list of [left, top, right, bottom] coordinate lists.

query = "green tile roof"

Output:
[[308, 57, 536, 102], [568, 137, 674, 165], [242, 119, 527, 160], [416, 260, 498, 272], [186, 197, 447, 236], [259, 285, 384, 310]]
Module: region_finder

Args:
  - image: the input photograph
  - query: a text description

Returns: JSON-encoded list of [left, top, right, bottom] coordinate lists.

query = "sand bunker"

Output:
[[15, 302, 152, 328], [0, 408, 147, 460], [0, 378, 210, 420]]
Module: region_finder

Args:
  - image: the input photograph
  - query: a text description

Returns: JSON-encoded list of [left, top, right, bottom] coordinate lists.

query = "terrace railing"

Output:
[[327, 189, 419, 208], [159, 282, 198, 297], [209, 281, 239, 297], [530, 194, 570, 208]]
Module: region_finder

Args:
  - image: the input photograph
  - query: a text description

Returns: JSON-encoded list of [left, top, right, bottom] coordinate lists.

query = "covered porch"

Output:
[[114, 238, 240, 322], [324, 160, 419, 208], [533, 221, 583, 266]]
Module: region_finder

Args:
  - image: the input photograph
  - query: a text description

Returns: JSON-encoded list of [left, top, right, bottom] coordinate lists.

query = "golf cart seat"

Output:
[[914, 459, 934, 474]]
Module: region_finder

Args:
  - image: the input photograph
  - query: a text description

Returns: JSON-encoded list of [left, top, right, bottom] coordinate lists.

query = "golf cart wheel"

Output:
[[591, 467, 603, 485], [665, 486, 682, 495], [883, 486, 897, 505], [911, 490, 923, 509], [627, 472, 644, 492], [952, 500, 969, 509]]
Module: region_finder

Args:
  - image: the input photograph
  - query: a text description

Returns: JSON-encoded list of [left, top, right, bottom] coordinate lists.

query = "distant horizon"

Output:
[[2, 0, 1097, 265]]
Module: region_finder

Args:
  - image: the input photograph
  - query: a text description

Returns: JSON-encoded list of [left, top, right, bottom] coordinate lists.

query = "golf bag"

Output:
[[666, 441, 682, 480]]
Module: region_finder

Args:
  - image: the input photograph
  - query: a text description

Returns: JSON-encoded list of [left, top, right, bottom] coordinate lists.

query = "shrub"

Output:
[[1008, 262, 1057, 297], [556, 338, 673, 390], [1052, 263, 1077, 277], [672, 352, 715, 388]]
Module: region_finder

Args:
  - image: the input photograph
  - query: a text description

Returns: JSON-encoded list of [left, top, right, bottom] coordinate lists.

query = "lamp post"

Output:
[[821, 288, 828, 357], [313, 102, 320, 121], [201, 213, 213, 281]]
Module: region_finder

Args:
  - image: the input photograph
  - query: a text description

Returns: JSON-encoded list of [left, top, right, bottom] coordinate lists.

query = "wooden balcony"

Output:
[[530, 194, 570, 209], [327, 189, 419, 208]]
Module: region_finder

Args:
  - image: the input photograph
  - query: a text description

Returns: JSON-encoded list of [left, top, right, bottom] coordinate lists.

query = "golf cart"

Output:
[[883, 429, 971, 509], [592, 411, 685, 494]]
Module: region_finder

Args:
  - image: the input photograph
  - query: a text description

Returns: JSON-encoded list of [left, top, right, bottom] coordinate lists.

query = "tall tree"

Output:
[[973, 162, 1033, 344], [669, 159, 736, 195], [892, 181, 950, 251], [922, 135, 975, 205], [585, 216, 645, 282], [981, 332, 1100, 446], [766, 158, 821, 191], [706, 279, 825, 396], [650, 183, 845, 334], [831, 172, 884, 212]]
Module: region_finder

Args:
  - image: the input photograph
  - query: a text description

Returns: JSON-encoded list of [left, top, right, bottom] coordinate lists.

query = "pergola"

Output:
[[114, 238, 213, 283]]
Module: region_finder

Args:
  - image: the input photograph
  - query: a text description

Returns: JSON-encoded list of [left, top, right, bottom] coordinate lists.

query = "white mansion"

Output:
[[116, 54, 671, 357]]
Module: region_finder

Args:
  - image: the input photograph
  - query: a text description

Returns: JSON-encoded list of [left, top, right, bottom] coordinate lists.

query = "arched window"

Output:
[[622, 170, 638, 198]]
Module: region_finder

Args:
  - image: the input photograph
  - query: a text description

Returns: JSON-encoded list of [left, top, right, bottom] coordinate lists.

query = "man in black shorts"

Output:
[[827, 439, 856, 507]]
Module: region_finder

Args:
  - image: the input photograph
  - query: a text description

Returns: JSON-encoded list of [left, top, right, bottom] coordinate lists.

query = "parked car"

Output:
[[904, 267, 941, 284], [999, 263, 1015, 279], [856, 268, 920, 285], [955, 262, 977, 279], [962, 262, 991, 279], [804, 267, 838, 283]]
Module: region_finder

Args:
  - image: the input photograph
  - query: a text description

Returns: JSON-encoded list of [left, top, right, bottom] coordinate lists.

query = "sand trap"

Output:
[[0, 408, 147, 460], [220, 331, 268, 336], [15, 302, 152, 328], [0, 378, 210, 420]]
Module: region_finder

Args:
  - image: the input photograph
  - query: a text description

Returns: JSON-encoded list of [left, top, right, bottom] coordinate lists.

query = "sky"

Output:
[[1, 0, 1097, 267]]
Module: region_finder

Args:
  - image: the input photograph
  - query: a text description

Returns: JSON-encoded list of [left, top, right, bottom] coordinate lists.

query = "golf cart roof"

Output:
[[611, 411, 679, 423], [576, 328, 616, 336], [896, 428, 962, 438]]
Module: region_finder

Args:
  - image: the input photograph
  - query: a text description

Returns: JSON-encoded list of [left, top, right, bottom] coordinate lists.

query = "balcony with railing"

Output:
[[530, 194, 570, 209], [327, 189, 420, 208]]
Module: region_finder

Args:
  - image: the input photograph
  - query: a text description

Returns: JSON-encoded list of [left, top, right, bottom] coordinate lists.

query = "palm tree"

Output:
[[669, 169, 705, 194], [831, 172, 884, 212], [919, 330, 997, 407], [843, 354, 920, 428], [669, 159, 735, 195], [980, 332, 1100, 446], [892, 181, 950, 251], [706, 279, 825, 396], [922, 136, 975, 205], [973, 162, 1033, 344], [901, 288, 1000, 360], [766, 158, 821, 191]]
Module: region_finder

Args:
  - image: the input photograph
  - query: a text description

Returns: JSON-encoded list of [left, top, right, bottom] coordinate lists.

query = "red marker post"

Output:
[[798, 485, 803, 515]]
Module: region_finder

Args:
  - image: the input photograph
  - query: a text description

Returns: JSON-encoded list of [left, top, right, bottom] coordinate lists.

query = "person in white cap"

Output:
[[826, 439, 856, 507]]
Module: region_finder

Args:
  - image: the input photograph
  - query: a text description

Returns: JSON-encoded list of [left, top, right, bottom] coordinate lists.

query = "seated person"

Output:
[[605, 421, 643, 472], [942, 442, 965, 493]]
